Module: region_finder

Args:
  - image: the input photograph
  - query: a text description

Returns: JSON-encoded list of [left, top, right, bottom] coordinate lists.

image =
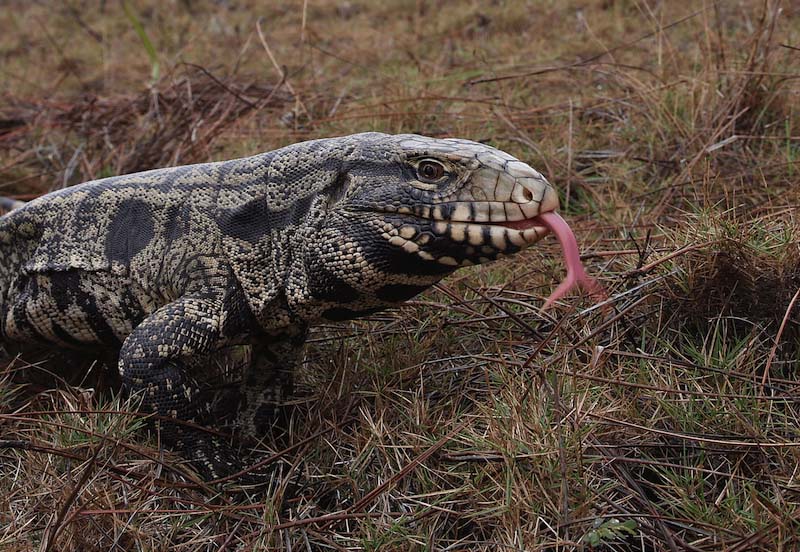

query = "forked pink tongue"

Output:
[[535, 212, 606, 309]]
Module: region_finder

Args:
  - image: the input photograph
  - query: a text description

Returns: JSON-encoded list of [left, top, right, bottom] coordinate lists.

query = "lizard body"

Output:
[[0, 132, 559, 480]]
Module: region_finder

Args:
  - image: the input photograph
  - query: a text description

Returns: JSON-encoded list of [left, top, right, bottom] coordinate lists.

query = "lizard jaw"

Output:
[[423, 214, 552, 259], [494, 214, 552, 242], [423, 211, 607, 307]]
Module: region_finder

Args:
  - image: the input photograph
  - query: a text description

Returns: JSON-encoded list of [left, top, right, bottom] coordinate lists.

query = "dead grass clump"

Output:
[[675, 240, 799, 328], [664, 213, 800, 332], [0, 66, 290, 196]]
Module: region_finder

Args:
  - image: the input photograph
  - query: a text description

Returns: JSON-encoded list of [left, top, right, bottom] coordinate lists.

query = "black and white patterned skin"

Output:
[[0, 132, 559, 481]]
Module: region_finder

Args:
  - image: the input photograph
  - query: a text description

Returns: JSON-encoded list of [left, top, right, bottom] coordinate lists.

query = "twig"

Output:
[[255, 18, 312, 122], [760, 286, 800, 391]]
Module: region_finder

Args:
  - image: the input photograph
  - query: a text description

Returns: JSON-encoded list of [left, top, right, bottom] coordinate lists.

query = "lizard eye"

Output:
[[416, 160, 447, 183]]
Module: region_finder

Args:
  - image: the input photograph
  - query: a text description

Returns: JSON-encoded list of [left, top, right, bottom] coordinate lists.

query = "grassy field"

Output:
[[1, 0, 799, 550]]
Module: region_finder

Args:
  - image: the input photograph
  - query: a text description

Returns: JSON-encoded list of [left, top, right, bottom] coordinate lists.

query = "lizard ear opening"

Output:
[[322, 173, 350, 212]]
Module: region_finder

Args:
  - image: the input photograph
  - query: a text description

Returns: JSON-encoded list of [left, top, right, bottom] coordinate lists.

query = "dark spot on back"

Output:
[[106, 199, 155, 264], [218, 195, 315, 242]]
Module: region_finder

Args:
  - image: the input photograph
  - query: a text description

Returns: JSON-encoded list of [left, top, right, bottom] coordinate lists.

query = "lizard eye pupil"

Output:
[[417, 160, 446, 182]]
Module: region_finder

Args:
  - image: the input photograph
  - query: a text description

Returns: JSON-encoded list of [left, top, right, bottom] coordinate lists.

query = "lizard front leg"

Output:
[[119, 293, 240, 479], [237, 331, 307, 441]]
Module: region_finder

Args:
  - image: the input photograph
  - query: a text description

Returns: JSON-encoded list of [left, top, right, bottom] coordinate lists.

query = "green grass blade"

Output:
[[122, 0, 160, 83]]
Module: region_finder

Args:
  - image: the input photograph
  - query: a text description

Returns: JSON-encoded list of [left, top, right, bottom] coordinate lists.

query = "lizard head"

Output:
[[296, 133, 561, 319], [340, 134, 559, 266]]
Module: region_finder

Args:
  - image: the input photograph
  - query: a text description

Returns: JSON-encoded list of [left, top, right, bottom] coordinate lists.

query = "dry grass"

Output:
[[0, 66, 291, 195], [2, 0, 800, 550]]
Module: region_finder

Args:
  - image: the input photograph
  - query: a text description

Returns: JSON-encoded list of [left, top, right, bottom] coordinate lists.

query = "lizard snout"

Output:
[[506, 165, 560, 219]]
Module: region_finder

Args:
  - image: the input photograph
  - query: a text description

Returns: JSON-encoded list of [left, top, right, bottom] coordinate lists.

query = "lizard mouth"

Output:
[[451, 211, 607, 308], [368, 208, 558, 268], [373, 208, 607, 308], [490, 214, 551, 240], [425, 213, 553, 251]]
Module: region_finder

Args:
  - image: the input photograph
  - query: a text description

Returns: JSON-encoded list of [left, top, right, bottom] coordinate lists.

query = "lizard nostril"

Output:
[[522, 188, 533, 202]]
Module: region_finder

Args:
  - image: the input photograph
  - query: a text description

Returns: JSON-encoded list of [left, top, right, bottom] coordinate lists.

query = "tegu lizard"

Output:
[[0, 133, 601, 481]]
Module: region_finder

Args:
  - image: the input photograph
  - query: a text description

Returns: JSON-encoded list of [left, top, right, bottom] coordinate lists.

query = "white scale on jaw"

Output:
[[386, 206, 606, 307], [386, 218, 545, 265]]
